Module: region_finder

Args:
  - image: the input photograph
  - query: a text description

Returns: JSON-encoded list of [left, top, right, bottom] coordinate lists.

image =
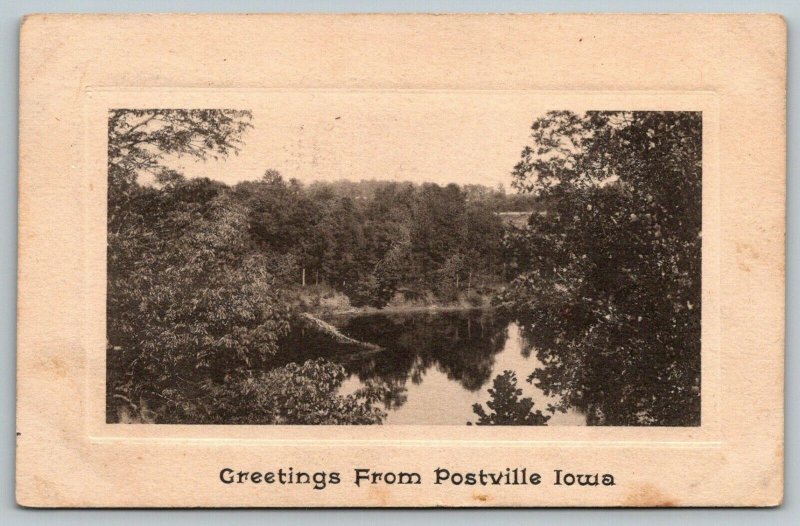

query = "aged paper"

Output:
[[17, 14, 785, 507]]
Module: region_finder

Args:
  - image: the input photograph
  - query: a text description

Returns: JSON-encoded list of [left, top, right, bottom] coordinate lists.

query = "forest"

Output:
[[107, 108, 701, 426]]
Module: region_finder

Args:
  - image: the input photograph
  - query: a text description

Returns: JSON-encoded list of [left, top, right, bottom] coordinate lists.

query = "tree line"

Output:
[[233, 172, 525, 308]]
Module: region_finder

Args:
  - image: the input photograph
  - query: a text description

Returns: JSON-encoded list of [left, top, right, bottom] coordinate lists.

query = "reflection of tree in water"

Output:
[[335, 310, 510, 410], [471, 371, 550, 426]]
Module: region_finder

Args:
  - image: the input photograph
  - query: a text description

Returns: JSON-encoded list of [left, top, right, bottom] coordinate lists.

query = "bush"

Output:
[[177, 359, 386, 424]]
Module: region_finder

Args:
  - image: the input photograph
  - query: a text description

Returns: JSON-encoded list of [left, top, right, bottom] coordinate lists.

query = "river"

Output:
[[324, 309, 586, 425]]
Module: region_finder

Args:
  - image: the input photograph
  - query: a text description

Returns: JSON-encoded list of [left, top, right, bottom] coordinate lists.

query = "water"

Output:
[[325, 309, 586, 425]]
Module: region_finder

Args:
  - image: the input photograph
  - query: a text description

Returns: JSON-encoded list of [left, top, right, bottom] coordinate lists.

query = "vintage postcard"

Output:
[[17, 14, 785, 507]]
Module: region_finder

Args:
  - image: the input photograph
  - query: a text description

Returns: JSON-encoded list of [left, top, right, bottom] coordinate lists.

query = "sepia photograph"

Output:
[[105, 99, 702, 427]]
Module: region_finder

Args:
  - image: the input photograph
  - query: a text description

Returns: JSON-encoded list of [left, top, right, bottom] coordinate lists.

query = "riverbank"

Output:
[[289, 282, 501, 320], [316, 302, 494, 319]]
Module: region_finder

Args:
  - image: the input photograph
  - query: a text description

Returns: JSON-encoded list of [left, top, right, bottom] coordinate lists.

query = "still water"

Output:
[[326, 309, 586, 425]]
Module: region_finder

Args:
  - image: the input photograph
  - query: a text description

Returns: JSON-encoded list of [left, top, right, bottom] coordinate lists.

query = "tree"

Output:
[[106, 182, 293, 421], [471, 371, 550, 425], [236, 170, 321, 286], [460, 202, 504, 290], [502, 111, 701, 426], [107, 108, 252, 196]]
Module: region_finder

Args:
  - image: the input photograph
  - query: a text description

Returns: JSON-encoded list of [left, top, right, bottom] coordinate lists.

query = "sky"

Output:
[[160, 91, 553, 189]]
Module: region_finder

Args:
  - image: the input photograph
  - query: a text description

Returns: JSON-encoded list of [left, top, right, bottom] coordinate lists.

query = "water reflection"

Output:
[[279, 306, 697, 426], [328, 310, 585, 425]]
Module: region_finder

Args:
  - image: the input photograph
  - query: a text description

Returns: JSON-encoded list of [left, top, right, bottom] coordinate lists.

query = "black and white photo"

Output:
[[106, 104, 702, 426]]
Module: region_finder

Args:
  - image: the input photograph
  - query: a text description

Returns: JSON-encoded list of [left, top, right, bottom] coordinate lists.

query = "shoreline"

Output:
[[311, 303, 495, 319]]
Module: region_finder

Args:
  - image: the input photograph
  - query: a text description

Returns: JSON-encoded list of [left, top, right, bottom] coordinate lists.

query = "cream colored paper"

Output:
[[17, 14, 785, 507]]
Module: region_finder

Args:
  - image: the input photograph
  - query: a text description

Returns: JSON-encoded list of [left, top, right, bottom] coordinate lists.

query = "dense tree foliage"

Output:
[[107, 177, 296, 421], [498, 111, 702, 426], [235, 173, 510, 308], [187, 359, 386, 425]]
